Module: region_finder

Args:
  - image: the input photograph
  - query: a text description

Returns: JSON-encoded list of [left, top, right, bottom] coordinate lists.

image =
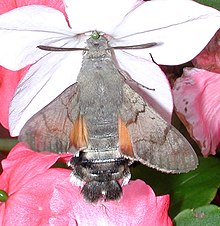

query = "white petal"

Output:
[[9, 51, 83, 136], [64, 0, 143, 34], [111, 0, 220, 65], [0, 5, 78, 70], [114, 50, 173, 122]]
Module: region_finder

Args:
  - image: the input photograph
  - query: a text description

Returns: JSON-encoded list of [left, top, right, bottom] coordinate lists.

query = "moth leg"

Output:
[[118, 68, 155, 91]]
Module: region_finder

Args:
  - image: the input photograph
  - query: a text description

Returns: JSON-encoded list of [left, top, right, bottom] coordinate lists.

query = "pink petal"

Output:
[[192, 30, 220, 73], [0, 67, 27, 129], [50, 179, 172, 226], [0, 0, 16, 13], [1, 169, 71, 226], [0, 143, 71, 192], [0, 143, 72, 225], [0, 0, 65, 14], [173, 68, 220, 156]]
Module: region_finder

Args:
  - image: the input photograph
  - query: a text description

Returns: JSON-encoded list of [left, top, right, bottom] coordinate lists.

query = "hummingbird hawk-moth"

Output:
[[18, 31, 198, 202]]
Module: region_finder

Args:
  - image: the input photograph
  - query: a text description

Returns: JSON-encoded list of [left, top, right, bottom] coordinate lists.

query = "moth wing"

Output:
[[120, 83, 198, 173], [19, 84, 80, 154]]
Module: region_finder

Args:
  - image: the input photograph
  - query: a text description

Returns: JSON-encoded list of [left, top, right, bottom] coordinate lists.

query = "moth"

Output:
[[18, 31, 198, 202]]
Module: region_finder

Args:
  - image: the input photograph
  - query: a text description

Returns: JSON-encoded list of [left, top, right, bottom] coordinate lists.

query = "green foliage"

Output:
[[0, 138, 18, 151], [131, 156, 220, 219], [173, 205, 220, 226], [196, 0, 220, 10]]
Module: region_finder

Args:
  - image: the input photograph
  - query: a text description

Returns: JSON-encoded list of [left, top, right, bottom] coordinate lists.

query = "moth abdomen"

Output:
[[71, 150, 129, 180], [70, 149, 130, 202]]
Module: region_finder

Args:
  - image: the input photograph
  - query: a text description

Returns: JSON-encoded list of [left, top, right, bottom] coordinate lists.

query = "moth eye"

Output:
[[91, 31, 100, 40]]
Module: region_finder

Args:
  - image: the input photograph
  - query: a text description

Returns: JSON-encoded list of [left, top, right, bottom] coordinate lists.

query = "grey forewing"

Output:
[[19, 84, 79, 153], [120, 83, 198, 173]]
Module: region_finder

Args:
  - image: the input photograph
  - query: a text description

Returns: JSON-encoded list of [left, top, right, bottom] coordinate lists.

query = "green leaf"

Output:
[[0, 138, 18, 151], [195, 0, 220, 10], [173, 205, 220, 226], [131, 156, 220, 218]]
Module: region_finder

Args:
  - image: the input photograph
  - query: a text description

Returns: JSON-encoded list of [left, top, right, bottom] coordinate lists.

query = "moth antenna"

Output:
[[107, 42, 157, 50], [37, 45, 88, 51]]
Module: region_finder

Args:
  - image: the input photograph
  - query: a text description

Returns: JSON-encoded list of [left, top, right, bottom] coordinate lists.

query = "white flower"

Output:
[[0, 0, 219, 136]]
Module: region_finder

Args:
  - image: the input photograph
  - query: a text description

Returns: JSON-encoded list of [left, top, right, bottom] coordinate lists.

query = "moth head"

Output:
[[86, 31, 109, 51], [91, 30, 101, 40]]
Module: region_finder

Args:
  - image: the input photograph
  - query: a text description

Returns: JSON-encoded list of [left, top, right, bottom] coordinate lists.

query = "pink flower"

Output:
[[0, 0, 219, 136], [50, 179, 172, 226], [0, 67, 28, 129], [173, 68, 220, 156], [173, 30, 220, 156], [0, 0, 65, 14], [0, 143, 72, 225], [0, 143, 172, 226]]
